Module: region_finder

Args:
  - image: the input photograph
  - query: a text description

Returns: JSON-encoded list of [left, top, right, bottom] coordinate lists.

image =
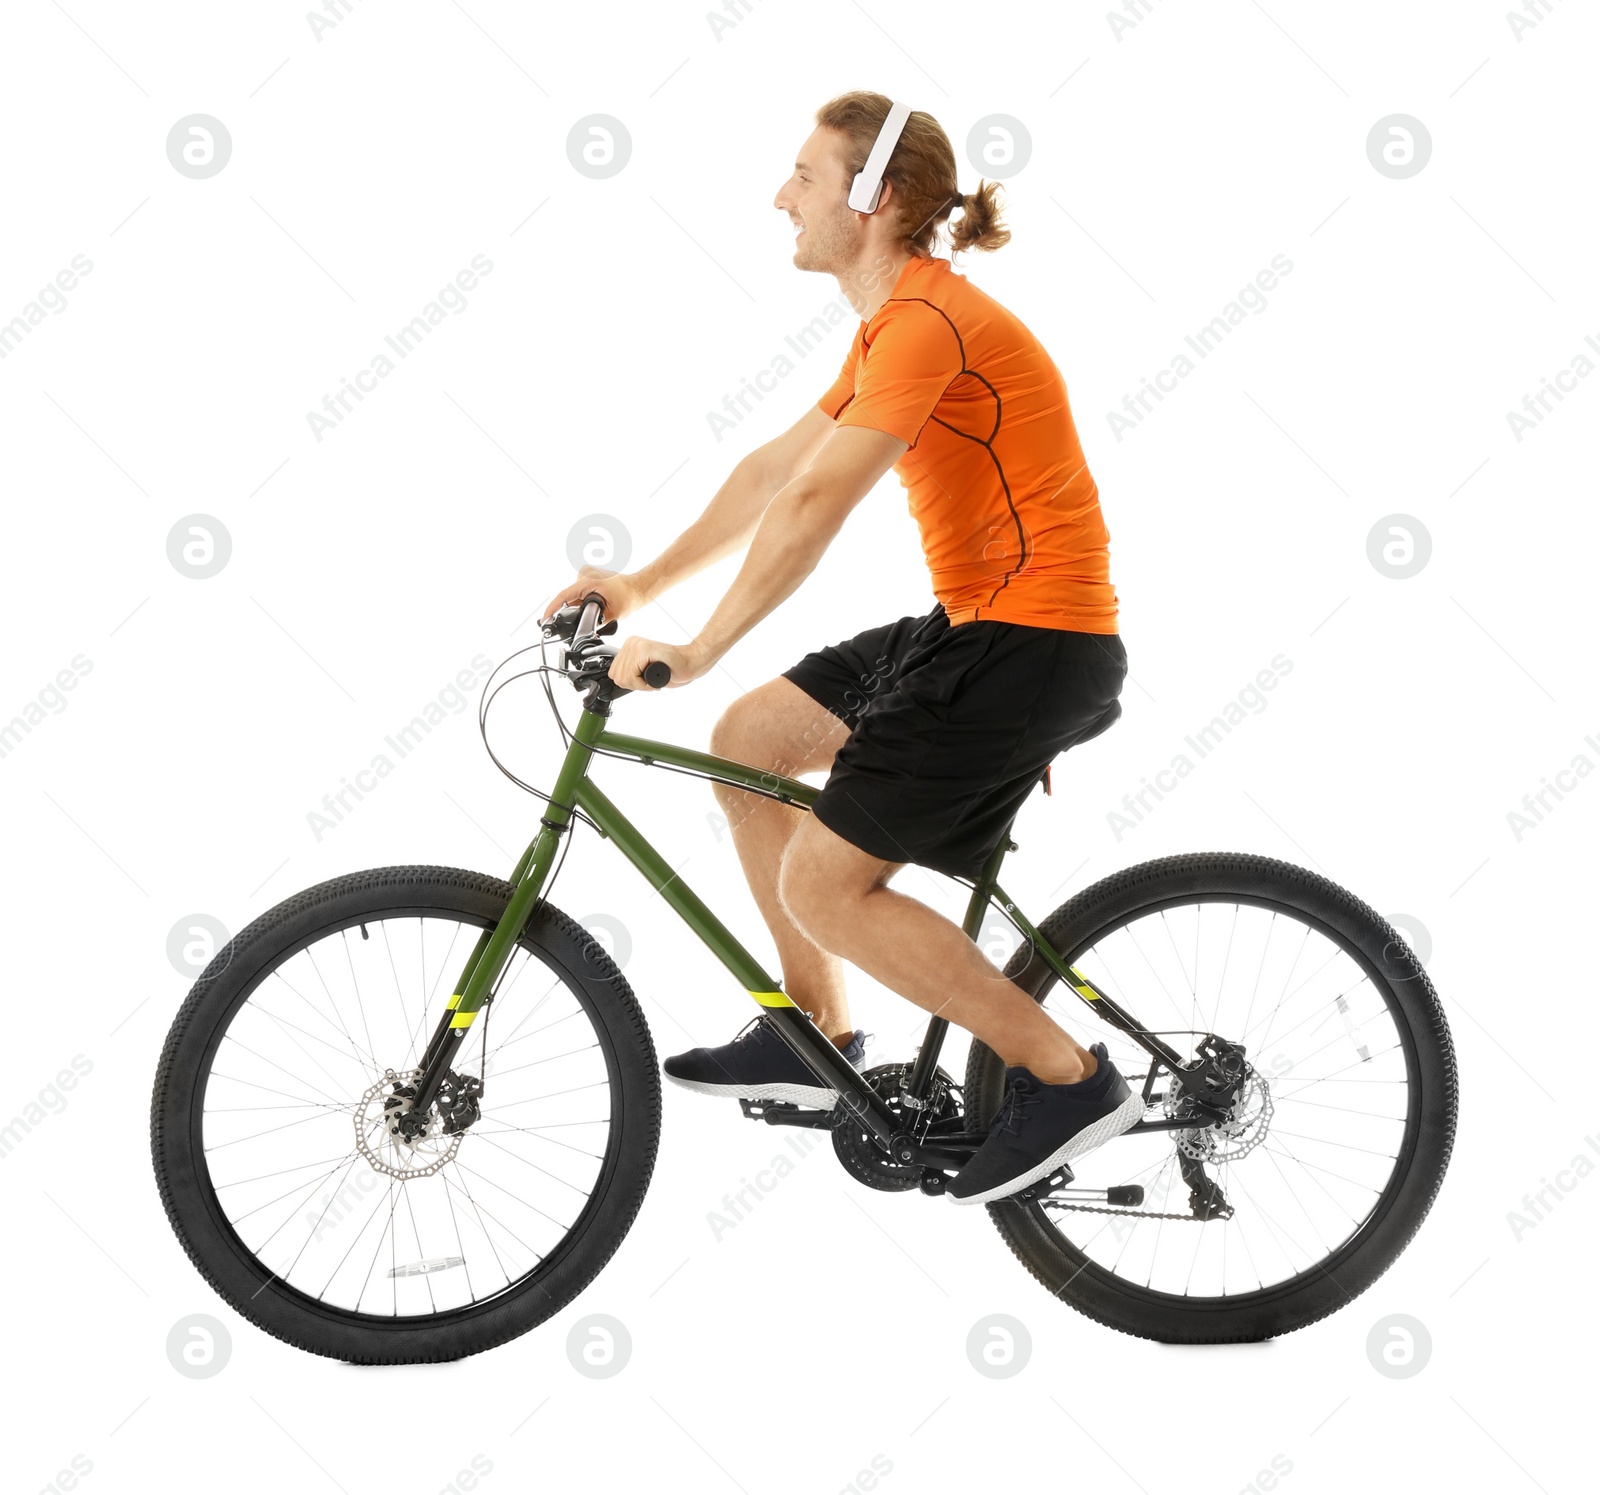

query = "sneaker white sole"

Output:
[[664, 1074, 841, 1109], [949, 1091, 1147, 1206]]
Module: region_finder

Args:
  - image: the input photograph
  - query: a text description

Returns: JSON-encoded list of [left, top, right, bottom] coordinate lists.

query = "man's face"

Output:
[[774, 126, 865, 273]]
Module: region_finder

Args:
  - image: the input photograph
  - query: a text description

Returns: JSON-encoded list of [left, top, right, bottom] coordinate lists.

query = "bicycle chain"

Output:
[[1041, 1201, 1219, 1222]]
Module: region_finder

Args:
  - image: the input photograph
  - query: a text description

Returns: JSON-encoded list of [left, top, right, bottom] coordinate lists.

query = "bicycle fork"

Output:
[[406, 714, 601, 1121]]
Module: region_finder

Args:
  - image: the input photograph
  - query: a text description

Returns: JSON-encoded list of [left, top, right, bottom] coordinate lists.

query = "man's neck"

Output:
[[838, 245, 922, 321]]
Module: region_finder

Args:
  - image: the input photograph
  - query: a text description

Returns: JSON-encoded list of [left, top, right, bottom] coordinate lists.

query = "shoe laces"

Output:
[[995, 1074, 1043, 1137], [729, 1017, 769, 1047]]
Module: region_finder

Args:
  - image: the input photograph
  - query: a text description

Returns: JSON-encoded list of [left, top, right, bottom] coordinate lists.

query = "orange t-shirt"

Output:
[[817, 254, 1117, 633]]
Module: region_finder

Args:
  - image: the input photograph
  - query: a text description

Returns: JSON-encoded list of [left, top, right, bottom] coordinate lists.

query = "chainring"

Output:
[[831, 1062, 961, 1192]]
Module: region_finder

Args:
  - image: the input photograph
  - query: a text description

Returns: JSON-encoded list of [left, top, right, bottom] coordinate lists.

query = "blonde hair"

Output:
[[815, 90, 1011, 257]]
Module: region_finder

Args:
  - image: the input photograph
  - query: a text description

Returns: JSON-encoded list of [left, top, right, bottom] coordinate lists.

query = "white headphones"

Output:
[[847, 100, 913, 213]]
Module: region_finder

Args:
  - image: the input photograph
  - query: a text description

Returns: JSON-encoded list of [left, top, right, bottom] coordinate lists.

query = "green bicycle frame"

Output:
[[408, 701, 1186, 1152]]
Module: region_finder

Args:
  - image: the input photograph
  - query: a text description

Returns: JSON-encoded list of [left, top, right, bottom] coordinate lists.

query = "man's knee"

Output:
[[778, 820, 888, 946], [708, 697, 763, 767], [710, 690, 802, 779]]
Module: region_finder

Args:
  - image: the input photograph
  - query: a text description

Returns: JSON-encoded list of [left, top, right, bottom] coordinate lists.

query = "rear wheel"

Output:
[[151, 866, 661, 1364], [965, 853, 1456, 1343]]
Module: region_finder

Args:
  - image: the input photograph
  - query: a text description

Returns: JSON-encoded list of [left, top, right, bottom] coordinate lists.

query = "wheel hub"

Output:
[[1165, 1062, 1273, 1162], [355, 1068, 462, 1179]]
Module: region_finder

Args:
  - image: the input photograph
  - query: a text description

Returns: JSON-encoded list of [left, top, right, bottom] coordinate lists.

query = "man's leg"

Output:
[[708, 678, 857, 1046], [777, 815, 1097, 1084]]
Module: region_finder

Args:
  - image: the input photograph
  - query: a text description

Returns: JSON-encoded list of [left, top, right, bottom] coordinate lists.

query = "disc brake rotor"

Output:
[[1165, 1064, 1273, 1162], [355, 1068, 461, 1179]]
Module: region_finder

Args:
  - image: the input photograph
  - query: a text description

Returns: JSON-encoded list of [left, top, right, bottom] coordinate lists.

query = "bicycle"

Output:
[[151, 594, 1457, 1362]]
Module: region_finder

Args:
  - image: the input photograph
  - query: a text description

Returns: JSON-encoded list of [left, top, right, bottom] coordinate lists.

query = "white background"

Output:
[[3, 1, 1597, 1491]]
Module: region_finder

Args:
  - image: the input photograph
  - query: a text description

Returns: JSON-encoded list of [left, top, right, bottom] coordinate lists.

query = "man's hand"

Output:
[[607, 635, 711, 692], [539, 566, 649, 627]]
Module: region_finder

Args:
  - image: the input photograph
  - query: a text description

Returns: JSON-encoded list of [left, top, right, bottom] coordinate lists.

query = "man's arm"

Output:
[[543, 406, 841, 625], [608, 424, 908, 689], [632, 405, 839, 606]]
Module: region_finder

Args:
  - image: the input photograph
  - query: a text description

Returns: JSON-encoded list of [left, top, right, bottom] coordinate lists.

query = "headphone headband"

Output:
[[847, 100, 913, 214]]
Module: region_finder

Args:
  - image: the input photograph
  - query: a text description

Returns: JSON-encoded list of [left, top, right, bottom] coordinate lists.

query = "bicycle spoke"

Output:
[[1254, 923, 1313, 1056], [469, 1121, 605, 1159], [205, 1107, 350, 1153], [1158, 909, 1196, 1029], [350, 1177, 405, 1312], [442, 1168, 477, 1302], [206, 1071, 358, 1110], [452, 1155, 577, 1234], [494, 1079, 612, 1110], [1240, 910, 1276, 1040], [235, 1151, 364, 1232], [471, 1131, 595, 1199], [342, 929, 380, 1089], [270, 966, 381, 1075], [268, 1153, 366, 1268], [219, 1032, 351, 1110], [244, 999, 374, 1087], [487, 1042, 600, 1081], [482, 995, 580, 1063], [402, 1183, 437, 1315], [1210, 904, 1240, 1037], [216, 1153, 359, 1192], [304, 943, 380, 1084]]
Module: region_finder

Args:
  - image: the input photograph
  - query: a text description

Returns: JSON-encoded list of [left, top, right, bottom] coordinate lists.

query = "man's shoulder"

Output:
[[863, 285, 966, 360], [875, 259, 1024, 340]]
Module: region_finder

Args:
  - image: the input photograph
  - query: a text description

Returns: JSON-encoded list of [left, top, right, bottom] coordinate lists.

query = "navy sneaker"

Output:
[[663, 1018, 867, 1108], [948, 1042, 1144, 1205]]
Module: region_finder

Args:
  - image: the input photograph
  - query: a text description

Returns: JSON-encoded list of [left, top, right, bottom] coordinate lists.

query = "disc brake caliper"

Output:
[[384, 1068, 482, 1142]]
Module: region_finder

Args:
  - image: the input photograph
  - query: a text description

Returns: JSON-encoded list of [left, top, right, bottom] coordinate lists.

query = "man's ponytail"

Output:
[[946, 180, 1010, 256]]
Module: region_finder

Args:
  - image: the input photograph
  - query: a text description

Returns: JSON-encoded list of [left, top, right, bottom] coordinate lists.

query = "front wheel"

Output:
[[965, 853, 1457, 1343], [150, 866, 661, 1364]]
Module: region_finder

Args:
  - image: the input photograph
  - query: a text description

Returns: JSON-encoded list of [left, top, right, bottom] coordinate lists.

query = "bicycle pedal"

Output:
[[1015, 1163, 1076, 1202], [738, 1098, 835, 1129]]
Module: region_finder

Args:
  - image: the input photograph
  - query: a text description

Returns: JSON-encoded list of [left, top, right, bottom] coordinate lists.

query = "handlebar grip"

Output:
[[641, 660, 672, 690]]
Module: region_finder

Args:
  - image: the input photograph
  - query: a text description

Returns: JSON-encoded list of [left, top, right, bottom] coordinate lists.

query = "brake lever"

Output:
[[542, 606, 618, 642]]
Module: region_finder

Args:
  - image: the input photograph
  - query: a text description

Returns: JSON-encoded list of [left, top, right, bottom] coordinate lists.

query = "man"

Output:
[[541, 91, 1139, 1204]]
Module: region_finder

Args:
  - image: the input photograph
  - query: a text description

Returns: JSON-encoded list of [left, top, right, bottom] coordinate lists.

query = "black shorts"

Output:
[[781, 602, 1127, 879]]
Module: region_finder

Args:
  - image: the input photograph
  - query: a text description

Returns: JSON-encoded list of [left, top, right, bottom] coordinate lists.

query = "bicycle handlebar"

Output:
[[561, 593, 672, 693]]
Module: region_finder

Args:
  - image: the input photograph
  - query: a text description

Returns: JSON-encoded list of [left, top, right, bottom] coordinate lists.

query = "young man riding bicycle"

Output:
[[543, 92, 1140, 1205]]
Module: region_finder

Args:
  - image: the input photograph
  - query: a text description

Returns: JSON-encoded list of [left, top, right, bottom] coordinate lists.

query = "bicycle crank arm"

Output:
[[738, 1099, 836, 1129], [886, 1136, 981, 1170]]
